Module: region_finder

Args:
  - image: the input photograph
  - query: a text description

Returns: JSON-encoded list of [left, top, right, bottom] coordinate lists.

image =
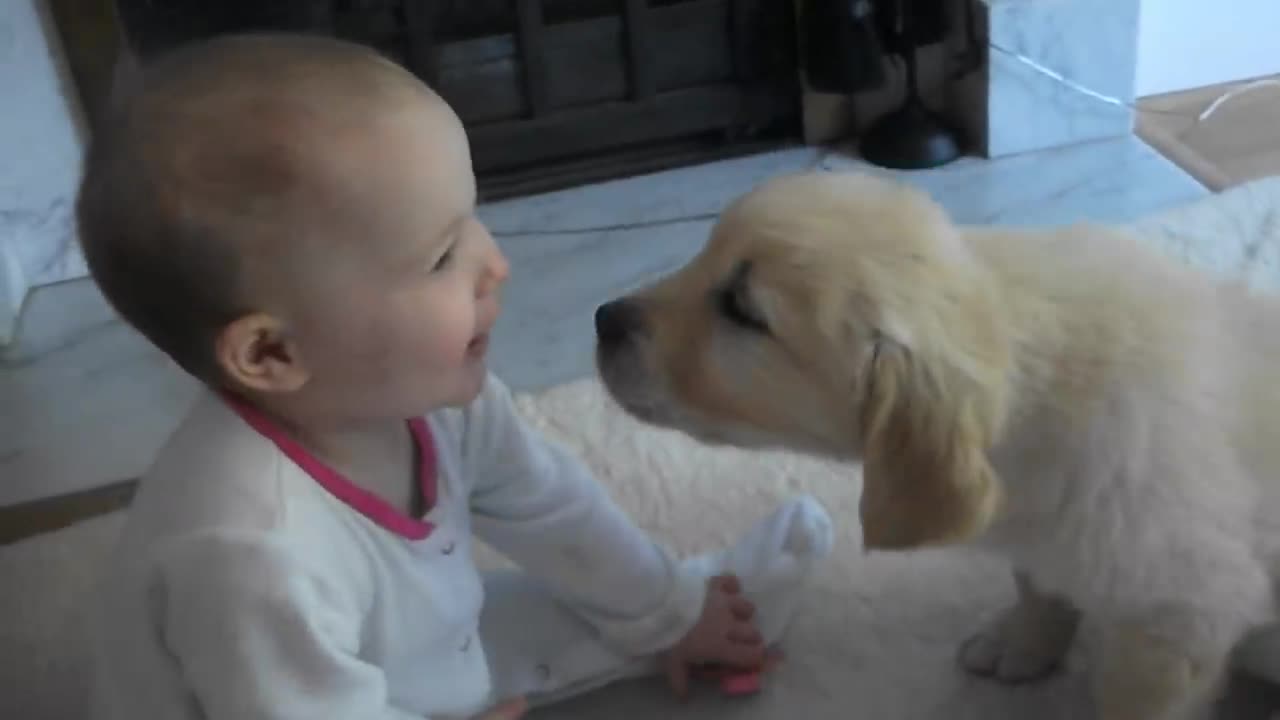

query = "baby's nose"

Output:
[[478, 252, 510, 296]]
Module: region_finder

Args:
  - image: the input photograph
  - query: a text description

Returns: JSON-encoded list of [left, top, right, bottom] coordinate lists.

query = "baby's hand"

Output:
[[662, 574, 768, 697]]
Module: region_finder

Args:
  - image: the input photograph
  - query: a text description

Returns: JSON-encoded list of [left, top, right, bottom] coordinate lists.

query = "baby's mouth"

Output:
[[466, 333, 490, 357], [469, 304, 499, 358]]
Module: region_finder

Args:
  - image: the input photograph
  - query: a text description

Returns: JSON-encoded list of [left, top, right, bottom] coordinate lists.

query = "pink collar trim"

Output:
[[225, 397, 439, 540]]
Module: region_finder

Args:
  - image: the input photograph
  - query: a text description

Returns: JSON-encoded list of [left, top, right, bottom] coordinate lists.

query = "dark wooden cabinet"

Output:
[[111, 0, 803, 200]]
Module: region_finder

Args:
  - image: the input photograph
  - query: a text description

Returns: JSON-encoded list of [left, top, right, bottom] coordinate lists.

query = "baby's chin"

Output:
[[452, 350, 491, 403], [421, 332, 492, 410]]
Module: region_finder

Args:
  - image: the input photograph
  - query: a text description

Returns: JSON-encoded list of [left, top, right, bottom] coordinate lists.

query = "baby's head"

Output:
[[78, 33, 508, 425]]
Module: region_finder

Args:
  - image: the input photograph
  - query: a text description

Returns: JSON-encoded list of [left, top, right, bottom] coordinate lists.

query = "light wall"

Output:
[[1136, 0, 1280, 97]]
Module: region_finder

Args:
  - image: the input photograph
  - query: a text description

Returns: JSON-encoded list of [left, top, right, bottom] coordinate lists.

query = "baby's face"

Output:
[[275, 93, 509, 421]]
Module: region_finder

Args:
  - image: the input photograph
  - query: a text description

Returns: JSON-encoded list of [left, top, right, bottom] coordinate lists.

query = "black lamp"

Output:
[[801, 0, 888, 96], [859, 0, 962, 169]]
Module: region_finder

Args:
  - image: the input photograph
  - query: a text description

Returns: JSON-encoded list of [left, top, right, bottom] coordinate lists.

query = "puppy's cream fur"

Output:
[[595, 172, 1280, 719]]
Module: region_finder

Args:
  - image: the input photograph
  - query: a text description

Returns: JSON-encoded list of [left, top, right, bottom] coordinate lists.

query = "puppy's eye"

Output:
[[718, 284, 769, 333]]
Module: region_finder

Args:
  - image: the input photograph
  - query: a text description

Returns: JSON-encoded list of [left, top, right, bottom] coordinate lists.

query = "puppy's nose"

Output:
[[595, 300, 643, 347]]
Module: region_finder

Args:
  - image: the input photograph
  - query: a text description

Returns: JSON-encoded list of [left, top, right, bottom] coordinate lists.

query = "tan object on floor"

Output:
[[1138, 75, 1280, 191]]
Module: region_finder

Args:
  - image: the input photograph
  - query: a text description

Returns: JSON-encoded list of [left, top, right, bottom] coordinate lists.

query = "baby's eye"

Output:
[[432, 245, 455, 272]]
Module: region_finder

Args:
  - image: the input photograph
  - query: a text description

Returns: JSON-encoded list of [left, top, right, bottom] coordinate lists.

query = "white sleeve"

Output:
[[155, 531, 425, 720], [462, 375, 706, 656]]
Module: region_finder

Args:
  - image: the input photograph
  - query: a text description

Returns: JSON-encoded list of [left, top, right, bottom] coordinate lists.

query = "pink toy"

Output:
[[693, 649, 781, 696], [719, 671, 763, 696]]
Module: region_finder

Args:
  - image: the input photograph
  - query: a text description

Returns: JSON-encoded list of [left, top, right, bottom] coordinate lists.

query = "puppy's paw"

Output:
[[958, 601, 1078, 684]]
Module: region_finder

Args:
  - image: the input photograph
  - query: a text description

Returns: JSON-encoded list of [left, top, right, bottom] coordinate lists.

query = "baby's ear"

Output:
[[216, 313, 310, 393], [856, 337, 1003, 550]]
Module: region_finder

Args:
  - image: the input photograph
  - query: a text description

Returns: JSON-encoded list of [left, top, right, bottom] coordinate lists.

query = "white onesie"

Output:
[[90, 374, 833, 719]]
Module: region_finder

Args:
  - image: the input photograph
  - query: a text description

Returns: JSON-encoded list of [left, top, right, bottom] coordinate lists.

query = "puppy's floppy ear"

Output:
[[857, 335, 1004, 550]]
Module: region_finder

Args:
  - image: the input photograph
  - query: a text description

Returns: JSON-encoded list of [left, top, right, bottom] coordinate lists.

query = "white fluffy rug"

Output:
[[5, 176, 1280, 720]]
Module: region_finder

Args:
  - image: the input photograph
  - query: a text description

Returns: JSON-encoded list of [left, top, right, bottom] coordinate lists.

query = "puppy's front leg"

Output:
[[959, 571, 1080, 683], [1095, 617, 1228, 720]]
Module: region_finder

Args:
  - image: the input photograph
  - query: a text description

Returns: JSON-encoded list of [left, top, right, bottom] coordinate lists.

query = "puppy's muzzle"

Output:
[[594, 299, 644, 349]]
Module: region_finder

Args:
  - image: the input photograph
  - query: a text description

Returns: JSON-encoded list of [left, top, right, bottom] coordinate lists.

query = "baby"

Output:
[[79, 32, 833, 720]]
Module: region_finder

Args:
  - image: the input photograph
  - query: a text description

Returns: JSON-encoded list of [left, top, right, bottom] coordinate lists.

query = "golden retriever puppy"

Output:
[[593, 171, 1280, 719]]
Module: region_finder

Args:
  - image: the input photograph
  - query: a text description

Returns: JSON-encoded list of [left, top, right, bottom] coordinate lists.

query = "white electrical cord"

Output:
[[988, 41, 1280, 124], [1197, 78, 1280, 121], [988, 41, 1129, 108]]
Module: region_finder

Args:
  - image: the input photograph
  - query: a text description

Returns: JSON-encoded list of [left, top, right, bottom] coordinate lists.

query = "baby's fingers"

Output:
[[719, 638, 768, 669], [729, 595, 756, 621], [728, 624, 763, 645], [664, 652, 692, 699], [713, 574, 743, 594]]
